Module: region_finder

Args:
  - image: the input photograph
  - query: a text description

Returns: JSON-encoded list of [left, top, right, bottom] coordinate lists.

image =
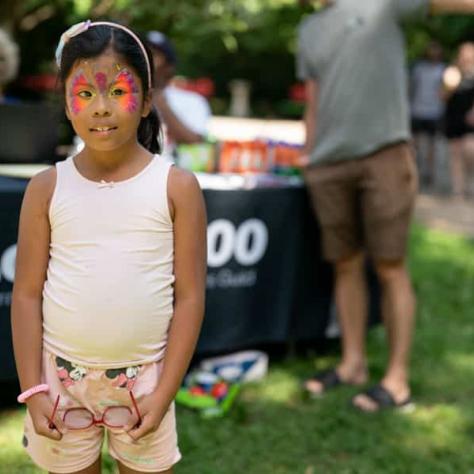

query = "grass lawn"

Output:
[[1, 224, 474, 473]]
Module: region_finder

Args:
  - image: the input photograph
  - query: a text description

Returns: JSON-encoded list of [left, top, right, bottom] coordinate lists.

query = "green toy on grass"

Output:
[[175, 373, 241, 418]]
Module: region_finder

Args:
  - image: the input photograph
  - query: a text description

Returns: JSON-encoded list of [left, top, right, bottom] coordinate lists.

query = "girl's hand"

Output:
[[123, 392, 169, 441], [26, 392, 66, 440]]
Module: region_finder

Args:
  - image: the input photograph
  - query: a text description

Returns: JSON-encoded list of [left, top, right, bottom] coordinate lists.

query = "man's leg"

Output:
[[305, 251, 368, 394], [425, 133, 437, 188], [413, 132, 428, 186], [463, 134, 474, 196], [352, 259, 415, 411], [449, 138, 465, 197], [414, 129, 436, 188], [352, 142, 418, 410], [303, 160, 367, 394]]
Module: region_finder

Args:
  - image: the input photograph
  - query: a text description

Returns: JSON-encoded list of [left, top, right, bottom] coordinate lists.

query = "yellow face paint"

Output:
[[67, 60, 141, 116], [68, 69, 94, 115], [110, 69, 140, 113]]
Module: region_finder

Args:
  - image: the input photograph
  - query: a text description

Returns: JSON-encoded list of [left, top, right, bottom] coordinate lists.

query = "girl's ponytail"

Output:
[[138, 105, 162, 154]]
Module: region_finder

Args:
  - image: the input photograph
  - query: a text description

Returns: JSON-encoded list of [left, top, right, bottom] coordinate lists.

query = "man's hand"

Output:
[[123, 392, 169, 441], [295, 152, 311, 169], [26, 392, 66, 440], [431, 0, 474, 14]]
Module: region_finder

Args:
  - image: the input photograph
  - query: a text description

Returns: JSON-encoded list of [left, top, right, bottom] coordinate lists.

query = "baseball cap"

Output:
[[146, 31, 177, 65]]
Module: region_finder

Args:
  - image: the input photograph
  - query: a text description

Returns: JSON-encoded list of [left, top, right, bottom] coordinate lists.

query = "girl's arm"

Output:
[[12, 169, 54, 391], [126, 166, 207, 439], [160, 166, 207, 398], [11, 168, 65, 439]]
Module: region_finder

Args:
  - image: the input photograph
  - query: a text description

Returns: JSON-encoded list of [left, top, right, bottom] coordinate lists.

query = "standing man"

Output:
[[410, 41, 446, 188], [146, 31, 211, 155], [298, 0, 474, 411]]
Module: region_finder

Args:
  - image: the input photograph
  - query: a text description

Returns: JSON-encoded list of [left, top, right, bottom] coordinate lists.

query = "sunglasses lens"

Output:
[[64, 409, 93, 429], [103, 406, 132, 428]]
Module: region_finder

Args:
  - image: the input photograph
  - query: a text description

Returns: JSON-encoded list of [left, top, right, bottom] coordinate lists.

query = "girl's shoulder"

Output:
[[167, 166, 201, 195], [28, 166, 57, 199], [167, 166, 203, 220], [23, 166, 57, 215]]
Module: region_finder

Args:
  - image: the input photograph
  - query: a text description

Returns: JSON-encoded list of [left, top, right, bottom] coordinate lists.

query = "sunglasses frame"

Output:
[[48, 390, 141, 431]]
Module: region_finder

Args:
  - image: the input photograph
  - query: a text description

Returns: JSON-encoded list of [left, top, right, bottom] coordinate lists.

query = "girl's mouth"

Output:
[[90, 126, 118, 133]]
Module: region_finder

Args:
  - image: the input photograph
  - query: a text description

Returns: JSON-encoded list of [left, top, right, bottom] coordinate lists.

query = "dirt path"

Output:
[[415, 193, 474, 238]]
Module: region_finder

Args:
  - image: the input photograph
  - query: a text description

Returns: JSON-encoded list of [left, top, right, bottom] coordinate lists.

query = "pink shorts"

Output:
[[23, 350, 181, 473]]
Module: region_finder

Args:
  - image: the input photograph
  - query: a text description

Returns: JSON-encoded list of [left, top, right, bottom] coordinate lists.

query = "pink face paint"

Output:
[[95, 72, 107, 94], [68, 71, 91, 115], [112, 69, 140, 113]]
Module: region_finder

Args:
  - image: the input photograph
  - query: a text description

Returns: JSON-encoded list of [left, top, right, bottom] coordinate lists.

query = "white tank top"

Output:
[[42, 155, 174, 368]]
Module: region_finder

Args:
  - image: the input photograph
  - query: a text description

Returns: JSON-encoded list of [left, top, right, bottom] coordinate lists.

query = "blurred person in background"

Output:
[[297, 0, 474, 412], [0, 28, 20, 104], [146, 31, 211, 157], [442, 42, 474, 199], [410, 41, 446, 189]]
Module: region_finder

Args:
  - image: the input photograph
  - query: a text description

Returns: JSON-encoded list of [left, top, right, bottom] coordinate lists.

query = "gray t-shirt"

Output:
[[297, 0, 429, 165], [410, 60, 446, 120]]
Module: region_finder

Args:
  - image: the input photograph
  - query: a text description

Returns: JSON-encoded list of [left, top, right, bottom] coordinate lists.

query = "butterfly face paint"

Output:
[[64, 50, 149, 153], [95, 72, 108, 94], [68, 69, 93, 115], [111, 69, 140, 113], [66, 60, 142, 117]]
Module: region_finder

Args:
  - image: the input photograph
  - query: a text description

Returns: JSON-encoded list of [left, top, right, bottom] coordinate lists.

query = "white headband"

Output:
[[55, 20, 152, 89]]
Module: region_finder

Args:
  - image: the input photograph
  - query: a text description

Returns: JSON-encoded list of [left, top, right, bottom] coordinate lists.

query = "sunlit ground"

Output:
[[1, 224, 474, 473]]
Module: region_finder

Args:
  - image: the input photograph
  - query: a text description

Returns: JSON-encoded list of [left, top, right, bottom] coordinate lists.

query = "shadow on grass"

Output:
[[2, 225, 474, 473], [180, 224, 474, 474], [408, 225, 474, 397], [176, 384, 474, 474]]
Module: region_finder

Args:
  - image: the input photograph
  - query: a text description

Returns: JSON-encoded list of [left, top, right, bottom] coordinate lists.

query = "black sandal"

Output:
[[351, 384, 413, 412], [303, 369, 343, 397]]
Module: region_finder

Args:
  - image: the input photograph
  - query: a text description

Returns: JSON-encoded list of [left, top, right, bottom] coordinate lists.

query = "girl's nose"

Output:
[[93, 95, 111, 117]]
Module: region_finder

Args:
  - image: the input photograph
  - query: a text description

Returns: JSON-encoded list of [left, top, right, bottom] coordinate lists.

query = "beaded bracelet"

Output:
[[17, 384, 49, 403]]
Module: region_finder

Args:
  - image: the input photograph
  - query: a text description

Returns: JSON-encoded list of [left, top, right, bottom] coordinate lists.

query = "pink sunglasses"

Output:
[[48, 391, 141, 430]]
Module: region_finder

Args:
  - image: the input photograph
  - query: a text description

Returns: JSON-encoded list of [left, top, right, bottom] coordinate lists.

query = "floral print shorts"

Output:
[[23, 350, 181, 473]]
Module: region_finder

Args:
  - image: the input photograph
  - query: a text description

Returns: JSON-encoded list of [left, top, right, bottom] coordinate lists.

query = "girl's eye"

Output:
[[78, 90, 93, 98], [111, 88, 126, 96]]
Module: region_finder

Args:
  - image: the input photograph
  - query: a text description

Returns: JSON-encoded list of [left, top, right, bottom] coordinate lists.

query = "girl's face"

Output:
[[457, 44, 474, 75], [65, 49, 151, 152]]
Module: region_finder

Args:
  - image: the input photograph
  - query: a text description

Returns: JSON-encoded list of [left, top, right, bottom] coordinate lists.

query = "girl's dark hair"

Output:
[[59, 24, 161, 154]]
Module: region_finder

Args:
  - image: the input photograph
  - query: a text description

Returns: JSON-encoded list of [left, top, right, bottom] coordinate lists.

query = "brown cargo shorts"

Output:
[[303, 142, 418, 262]]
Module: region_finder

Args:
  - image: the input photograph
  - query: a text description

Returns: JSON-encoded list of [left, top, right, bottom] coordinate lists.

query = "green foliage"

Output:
[[404, 15, 474, 63], [1, 1, 474, 112]]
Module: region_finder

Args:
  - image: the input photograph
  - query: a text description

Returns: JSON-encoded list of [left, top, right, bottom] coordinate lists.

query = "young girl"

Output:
[[11, 20, 207, 474]]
